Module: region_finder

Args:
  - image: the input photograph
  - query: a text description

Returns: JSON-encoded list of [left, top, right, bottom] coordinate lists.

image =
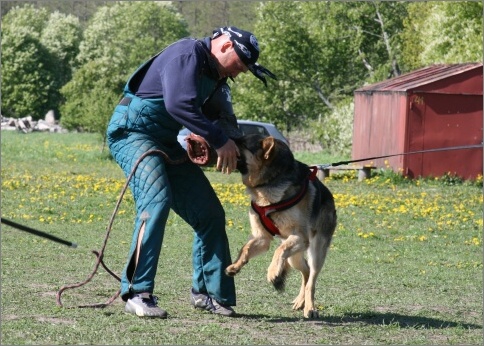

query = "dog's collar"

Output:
[[251, 166, 318, 236]]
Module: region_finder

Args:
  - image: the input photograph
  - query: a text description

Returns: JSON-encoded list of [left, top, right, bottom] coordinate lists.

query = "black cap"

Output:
[[213, 26, 259, 67], [212, 26, 277, 87]]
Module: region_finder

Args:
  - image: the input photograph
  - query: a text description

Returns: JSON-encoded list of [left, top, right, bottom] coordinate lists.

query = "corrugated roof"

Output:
[[355, 63, 483, 92]]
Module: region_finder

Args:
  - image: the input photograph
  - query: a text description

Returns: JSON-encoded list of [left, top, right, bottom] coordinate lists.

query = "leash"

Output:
[[56, 149, 187, 309], [315, 143, 483, 169], [1, 217, 78, 248]]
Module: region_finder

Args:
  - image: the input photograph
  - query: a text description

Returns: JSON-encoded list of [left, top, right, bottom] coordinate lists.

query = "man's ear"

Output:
[[220, 40, 233, 53]]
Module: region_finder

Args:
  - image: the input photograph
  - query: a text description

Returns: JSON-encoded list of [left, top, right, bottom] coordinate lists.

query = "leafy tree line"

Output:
[[1, 1, 481, 155]]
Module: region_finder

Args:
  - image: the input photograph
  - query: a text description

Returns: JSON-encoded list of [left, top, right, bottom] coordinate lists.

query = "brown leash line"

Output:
[[55, 149, 187, 308]]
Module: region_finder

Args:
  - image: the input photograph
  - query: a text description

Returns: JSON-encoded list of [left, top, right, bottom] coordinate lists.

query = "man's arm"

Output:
[[163, 52, 230, 149]]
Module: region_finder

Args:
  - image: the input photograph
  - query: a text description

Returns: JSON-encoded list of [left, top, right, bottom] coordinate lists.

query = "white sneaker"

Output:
[[125, 292, 167, 318]]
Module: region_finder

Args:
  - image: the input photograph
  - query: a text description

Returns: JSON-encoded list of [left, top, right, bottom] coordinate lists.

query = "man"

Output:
[[106, 26, 275, 318]]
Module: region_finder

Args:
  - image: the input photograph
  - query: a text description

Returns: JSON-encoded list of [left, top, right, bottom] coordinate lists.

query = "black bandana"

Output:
[[212, 26, 277, 87]]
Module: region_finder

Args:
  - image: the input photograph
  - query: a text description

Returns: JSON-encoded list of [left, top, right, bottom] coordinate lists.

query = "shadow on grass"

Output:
[[237, 312, 481, 330], [319, 311, 482, 329]]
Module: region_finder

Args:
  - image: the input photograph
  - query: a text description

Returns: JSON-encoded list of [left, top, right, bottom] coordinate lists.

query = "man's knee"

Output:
[[188, 200, 225, 231]]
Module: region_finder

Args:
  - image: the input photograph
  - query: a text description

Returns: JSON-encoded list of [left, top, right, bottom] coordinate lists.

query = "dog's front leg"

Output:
[[225, 236, 271, 276], [267, 234, 308, 291]]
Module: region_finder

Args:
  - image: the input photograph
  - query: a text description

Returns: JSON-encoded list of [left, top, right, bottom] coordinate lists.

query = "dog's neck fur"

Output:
[[245, 161, 304, 206], [246, 181, 296, 206]]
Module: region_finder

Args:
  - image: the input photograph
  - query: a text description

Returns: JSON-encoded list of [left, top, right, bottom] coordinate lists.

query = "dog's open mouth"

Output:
[[235, 139, 251, 174], [236, 156, 247, 174]]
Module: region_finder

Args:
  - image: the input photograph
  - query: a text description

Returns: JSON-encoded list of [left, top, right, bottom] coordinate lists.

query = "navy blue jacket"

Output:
[[132, 37, 232, 149]]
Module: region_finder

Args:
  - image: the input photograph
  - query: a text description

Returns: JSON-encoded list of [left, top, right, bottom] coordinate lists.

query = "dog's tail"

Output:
[[272, 260, 290, 292]]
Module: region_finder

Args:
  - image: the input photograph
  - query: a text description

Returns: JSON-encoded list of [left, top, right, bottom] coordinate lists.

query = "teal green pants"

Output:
[[107, 95, 236, 306]]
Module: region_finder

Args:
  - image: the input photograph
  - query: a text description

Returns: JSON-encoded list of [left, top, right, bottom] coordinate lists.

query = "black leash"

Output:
[[316, 143, 483, 169], [1, 217, 78, 248]]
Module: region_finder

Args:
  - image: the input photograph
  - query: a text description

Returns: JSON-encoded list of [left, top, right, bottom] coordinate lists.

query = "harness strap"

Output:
[[251, 166, 318, 236]]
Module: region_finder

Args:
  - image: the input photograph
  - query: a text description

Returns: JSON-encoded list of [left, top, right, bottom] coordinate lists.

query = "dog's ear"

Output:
[[262, 136, 276, 160]]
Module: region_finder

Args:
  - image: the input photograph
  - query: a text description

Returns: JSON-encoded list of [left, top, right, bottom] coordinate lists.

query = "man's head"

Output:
[[211, 26, 276, 86], [213, 27, 260, 68], [211, 27, 254, 79]]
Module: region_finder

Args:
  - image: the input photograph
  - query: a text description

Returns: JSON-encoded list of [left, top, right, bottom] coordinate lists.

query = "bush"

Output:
[[309, 98, 354, 156], [60, 59, 123, 133]]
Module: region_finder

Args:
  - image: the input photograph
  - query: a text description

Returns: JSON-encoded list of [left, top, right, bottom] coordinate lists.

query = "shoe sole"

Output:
[[191, 301, 236, 317]]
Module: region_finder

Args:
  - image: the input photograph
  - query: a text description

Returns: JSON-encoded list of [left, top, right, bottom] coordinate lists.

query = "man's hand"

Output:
[[216, 139, 239, 174]]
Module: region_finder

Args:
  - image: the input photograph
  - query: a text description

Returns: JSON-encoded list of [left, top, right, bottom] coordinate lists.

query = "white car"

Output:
[[177, 120, 288, 149]]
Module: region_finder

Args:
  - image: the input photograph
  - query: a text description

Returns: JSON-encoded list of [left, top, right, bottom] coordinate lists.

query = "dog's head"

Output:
[[235, 134, 295, 187]]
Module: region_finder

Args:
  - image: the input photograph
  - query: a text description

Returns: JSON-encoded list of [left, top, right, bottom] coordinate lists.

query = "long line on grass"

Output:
[[55, 149, 187, 308]]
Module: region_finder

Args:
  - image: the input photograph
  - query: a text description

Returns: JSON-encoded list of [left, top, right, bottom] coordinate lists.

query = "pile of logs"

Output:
[[1, 110, 67, 133]]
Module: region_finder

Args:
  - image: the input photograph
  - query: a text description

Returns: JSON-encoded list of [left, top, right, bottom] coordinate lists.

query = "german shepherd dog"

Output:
[[226, 134, 337, 318]]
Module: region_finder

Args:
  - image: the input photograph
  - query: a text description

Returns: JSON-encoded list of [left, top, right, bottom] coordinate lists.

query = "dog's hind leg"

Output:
[[225, 235, 271, 276], [303, 234, 332, 319], [287, 252, 309, 311]]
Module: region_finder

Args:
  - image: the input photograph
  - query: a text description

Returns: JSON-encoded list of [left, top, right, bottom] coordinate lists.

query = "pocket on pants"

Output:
[[107, 105, 129, 139]]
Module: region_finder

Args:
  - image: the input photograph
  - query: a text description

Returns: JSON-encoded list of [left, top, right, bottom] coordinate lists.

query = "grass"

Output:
[[1, 131, 482, 345]]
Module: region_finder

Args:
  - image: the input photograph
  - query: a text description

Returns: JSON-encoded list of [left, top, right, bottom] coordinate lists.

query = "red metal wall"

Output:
[[352, 64, 483, 179], [352, 92, 407, 171], [405, 92, 482, 179]]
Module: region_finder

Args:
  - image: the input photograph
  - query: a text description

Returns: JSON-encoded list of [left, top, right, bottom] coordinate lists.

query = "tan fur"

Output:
[[226, 136, 337, 319]]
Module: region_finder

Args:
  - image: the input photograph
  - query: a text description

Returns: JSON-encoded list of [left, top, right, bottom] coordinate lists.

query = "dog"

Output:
[[226, 134, 337, 318]]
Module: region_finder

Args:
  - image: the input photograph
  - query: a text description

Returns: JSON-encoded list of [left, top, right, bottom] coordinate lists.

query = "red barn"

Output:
[[352, 63, 483, 179]]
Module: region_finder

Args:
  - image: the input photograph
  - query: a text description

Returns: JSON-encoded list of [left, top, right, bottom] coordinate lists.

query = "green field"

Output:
[[1, 131, 482, 345]]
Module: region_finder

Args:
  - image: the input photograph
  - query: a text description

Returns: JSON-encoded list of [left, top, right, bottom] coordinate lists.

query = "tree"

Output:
[[232, 2, 321, 131], [1, 0, 101, 23], [401, 1, 482, 70], [1, 5, 54, 119], [60, 1, 190, 134], [347, 1, 408, 82], [1, 4, 82, 119], [174, 1, 257, 37], [60, 58, 121, 133], [41, 12, 82, 88]]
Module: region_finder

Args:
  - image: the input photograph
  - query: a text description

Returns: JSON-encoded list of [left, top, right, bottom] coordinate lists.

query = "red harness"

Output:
[[251, 166, 318, 236]]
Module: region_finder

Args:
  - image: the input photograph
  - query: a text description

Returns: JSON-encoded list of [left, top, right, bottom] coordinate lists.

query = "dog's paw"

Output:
[[292, 296, 305, 311], [272, 275, 286, 292], [225, 265, 239, 277], [304, 308, 319, 319], [268, 267, 288, 292], [304, 310, 319, 319]]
